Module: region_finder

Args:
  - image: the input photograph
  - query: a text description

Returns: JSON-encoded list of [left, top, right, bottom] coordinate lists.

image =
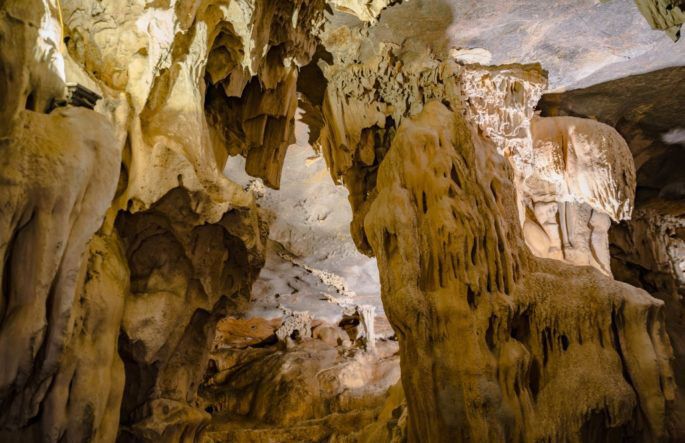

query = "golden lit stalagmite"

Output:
[[315, 43, 675, 440], [0, 0, 681, 441]]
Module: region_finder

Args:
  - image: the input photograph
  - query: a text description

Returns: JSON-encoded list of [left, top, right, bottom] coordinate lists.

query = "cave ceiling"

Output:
[[325, 0, 685, 89]]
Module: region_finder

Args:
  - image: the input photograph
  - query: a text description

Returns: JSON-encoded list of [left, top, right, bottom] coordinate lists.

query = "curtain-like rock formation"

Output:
[[539, 66, 685, 438], [0, 109, 123, 439], [0, 7, 125, 429], [523, 116, 635, 276], [460, 65, 636, 276], [313, 41, 675, 439], [0, 0, 681, 441], [611, 200, 685, 435]]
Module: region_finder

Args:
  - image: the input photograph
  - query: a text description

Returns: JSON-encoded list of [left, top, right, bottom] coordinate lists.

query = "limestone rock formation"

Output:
[[0, 106, 123, 440], [635, 0, 685, 40], [523, 116, 635, 275], [539, 66, 685, 438], [460, 65, 636, 276], [275, 308, 313, 344], [327, 0, 394, 22], [0, 0, 325, 440], [364, 99, 673, 441], [610, 200, 685, 436], [115, 187, 265, 441], [365, 99, 673, 440], [199, 316, 400, 441], [312, 36, 675, 437], [0, 0, 682, 441]]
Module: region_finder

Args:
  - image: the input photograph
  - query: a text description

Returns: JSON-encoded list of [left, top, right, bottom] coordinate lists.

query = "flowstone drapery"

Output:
[[313, 47, 675, 440], [0, 0, 680, 441]]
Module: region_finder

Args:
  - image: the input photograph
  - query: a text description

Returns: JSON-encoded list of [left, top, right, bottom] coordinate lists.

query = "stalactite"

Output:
[[0, 0, 681, 441], [314, 43, 675, 440]]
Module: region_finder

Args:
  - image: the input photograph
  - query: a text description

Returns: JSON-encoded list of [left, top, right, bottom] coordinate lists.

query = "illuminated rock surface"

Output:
[[0, 0, 683, 442]]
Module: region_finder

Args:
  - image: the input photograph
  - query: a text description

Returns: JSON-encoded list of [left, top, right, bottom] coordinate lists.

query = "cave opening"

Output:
[[194, 114, 400, 436]]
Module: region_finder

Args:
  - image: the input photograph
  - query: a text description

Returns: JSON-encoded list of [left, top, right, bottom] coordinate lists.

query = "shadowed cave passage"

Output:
[[194, 121, 400, 439]]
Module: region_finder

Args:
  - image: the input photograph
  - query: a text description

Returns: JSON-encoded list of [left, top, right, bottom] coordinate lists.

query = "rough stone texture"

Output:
[[274, 309, 313, 344], [328, 0, 395, 22], [540, 67, 685, 205], [1, 0, 683, 441], [199, 316, 400, 442], [635, 0, 685, 40], [611, 199, 685, 436], [528, 116, 635, 224], [0, 0, 325, 440], [367, 99, 673, 442], [324, 0, 685, 91], [0, 106, 123, 441], [460, 65, 636, 275], [539, 66, 685, 439], [313, 38, 676, 437], [61, 0, 331, 440], [523, 116, 635, 275], [0, 0, 66, 128], [114, 187, 265, 441]]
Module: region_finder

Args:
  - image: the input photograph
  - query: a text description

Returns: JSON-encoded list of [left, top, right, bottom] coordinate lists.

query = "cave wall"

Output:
[[539, 66, 685, 438], [0, 0, 681, 441], [0, 4, 124, 436], [0, 0, 324, 440], [311, 38, 676, 440]]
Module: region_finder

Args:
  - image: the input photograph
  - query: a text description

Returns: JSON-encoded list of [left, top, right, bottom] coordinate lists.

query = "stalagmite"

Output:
[[314, 40, 675, 438], [363, 99, 673, 441], [356, 304, 377, 352], [0, 0, 682, 441]]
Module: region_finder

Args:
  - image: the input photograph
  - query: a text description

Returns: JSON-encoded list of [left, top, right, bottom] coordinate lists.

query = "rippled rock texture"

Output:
[[313, 39, 675, 439], [0, 0, 682, 441], [0, 0, 319, 440], [540, 66, 685, 438]]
